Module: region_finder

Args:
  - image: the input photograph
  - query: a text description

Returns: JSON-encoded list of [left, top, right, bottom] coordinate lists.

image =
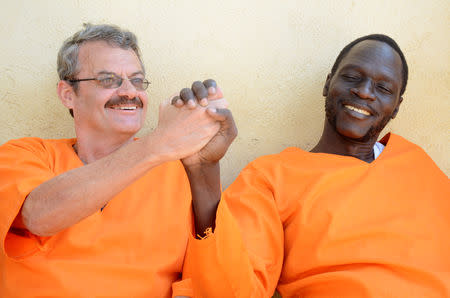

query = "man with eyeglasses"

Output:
[[0, 23, 235, 297]]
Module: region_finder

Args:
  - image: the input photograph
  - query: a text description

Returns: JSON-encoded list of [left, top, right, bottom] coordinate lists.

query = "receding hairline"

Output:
[[335, 40, 403, 81], [57, 23, 145, 80], [72, 40, 145, 80]]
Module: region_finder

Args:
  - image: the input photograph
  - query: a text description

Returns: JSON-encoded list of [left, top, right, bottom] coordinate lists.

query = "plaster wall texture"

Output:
[[0, 0, 448, 187]]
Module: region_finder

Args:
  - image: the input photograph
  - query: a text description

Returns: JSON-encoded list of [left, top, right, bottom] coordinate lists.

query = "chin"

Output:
[[338, 127, 369, 141], [120, 127, 142, 135], [110, 123, 143, 137], [337, 123, 383, 143], [113, 118, 145, 133]]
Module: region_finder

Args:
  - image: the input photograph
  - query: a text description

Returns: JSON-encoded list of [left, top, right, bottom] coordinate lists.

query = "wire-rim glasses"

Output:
[[68, 74, 150, 91]]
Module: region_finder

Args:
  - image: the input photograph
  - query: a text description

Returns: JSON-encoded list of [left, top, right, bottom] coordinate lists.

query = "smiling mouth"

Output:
[[105, 96, 143, 110], [344, 104, 371, 116]]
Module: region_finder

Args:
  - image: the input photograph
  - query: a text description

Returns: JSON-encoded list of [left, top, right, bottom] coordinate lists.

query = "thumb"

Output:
[[206, 108, 238, 144], [207, 86, 224, 101], [208, 97, 229, 110], [206, 107, 231, 122]]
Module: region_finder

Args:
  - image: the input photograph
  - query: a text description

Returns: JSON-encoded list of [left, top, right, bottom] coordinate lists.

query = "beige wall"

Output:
[[1, 0, 448, 187]]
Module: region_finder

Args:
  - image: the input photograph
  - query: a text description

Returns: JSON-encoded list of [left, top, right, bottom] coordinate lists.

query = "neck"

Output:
[[311, 120, 379, 163], [74, 130, 136, 164]]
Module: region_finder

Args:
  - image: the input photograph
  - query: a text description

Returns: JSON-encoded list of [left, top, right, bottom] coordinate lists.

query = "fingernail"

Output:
[[187, 99, 196, 108], [200, 98, 208, 106], [208, 87, 216, 94]]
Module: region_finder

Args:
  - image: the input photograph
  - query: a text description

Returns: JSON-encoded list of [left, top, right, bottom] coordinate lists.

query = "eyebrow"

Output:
[[95, 70, 145, 77]]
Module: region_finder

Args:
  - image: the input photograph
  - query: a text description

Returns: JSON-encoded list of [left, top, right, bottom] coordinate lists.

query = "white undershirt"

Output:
[[373, 142, 385, 159]]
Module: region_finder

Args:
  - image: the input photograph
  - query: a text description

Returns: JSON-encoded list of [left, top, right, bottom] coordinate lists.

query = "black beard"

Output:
[[325, 96, 391, 143]]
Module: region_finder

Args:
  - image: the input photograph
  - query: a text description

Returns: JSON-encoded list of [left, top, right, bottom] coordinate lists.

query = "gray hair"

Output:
[[57, 23, 145, 84], [57, 24, 145, 117]]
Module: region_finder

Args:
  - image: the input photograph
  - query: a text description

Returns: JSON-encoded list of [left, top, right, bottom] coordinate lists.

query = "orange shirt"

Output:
[[183, 133, 450, 297], [0, 137, 193, 297]]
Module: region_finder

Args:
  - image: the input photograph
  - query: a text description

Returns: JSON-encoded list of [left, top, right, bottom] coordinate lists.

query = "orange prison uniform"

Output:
[[0, 138, 193, 297], [183, 133, 450, 297]]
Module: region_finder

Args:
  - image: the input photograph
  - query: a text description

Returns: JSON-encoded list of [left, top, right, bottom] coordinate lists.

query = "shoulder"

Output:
[[0, 137, 49, 158], [247, 146, 333, 171], [252, 147, 308, 165], [237, 147, 313, 184], [0, 137, 76, 164], [1, 137, 74, 152], [383, 133, 447, 176], [383, 133, 436, 160]]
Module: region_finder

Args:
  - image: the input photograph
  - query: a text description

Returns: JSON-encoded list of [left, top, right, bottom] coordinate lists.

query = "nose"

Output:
[[350, 79, 376, 101], [116, 78, 138, 99]]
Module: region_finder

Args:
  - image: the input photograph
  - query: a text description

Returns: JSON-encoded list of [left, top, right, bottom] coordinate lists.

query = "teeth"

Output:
[[113, 106, 137, 110], [344, 105, 370, 115]]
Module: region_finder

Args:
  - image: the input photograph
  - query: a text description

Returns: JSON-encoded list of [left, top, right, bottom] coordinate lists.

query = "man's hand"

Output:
[[173, 79, 237, 168], [171, 79, 237, 237], [150, 87, 222, 162]]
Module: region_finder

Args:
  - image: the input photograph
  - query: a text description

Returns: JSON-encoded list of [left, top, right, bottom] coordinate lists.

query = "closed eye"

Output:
[[342, 74, 360, 81], [377, 84, 392, 94]]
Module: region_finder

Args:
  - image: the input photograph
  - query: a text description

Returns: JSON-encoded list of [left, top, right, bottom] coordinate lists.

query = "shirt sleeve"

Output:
[[182, 163, 284, 297], [0, 139, 55, 259]]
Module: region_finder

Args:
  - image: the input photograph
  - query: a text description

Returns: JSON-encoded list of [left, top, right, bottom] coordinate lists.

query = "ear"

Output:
[[323, 74, 331, 97], [391, 96, 403, 119], [57, 80, 76, 109]]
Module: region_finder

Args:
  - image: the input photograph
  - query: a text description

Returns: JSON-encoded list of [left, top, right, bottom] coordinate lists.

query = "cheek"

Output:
[[327, 86, 345, 109], [140, 93, 149, 106], [78, 89, 114, 109], [379, 97, 399, 115], [329, 84, 348, 99]]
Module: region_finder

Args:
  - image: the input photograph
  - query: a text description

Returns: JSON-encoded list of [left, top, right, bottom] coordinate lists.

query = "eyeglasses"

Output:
[[68, 74, 150, 91]]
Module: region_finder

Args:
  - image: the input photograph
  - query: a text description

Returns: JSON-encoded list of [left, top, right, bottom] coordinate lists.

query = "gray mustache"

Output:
[[105, 97, 143, 108]]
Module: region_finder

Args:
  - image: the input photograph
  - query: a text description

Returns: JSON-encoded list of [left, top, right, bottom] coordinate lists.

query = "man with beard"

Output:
[[179, 34, 450, 297], [0, 23, 236, 297]]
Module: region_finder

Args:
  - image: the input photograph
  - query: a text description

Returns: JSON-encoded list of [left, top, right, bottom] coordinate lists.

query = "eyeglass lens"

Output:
[[99, 76, 149, 90]]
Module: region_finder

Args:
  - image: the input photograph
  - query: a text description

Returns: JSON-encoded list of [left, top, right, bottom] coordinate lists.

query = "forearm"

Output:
[[22, 134, 171, 236], [183, 162, 221, 237]]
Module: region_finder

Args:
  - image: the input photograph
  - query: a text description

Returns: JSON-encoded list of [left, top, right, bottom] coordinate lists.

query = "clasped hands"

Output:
[[156, 79, 237, 167]]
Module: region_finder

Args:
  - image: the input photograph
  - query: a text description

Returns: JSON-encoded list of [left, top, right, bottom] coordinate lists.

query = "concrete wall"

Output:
[[1, 0, 448, 187]]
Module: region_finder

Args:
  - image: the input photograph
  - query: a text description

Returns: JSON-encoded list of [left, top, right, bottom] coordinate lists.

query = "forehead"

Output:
[[77, 41, 143, 75], [337, 40, 402, 84]]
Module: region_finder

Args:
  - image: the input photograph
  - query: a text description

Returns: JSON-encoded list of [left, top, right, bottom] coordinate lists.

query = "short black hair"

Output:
[[330, 34, 408, 95]]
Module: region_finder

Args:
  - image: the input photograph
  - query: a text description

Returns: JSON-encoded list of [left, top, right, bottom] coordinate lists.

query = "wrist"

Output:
[[183, 162, 221, 195], [143, 130, 177, 163], [183, 160, 219, 174]]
